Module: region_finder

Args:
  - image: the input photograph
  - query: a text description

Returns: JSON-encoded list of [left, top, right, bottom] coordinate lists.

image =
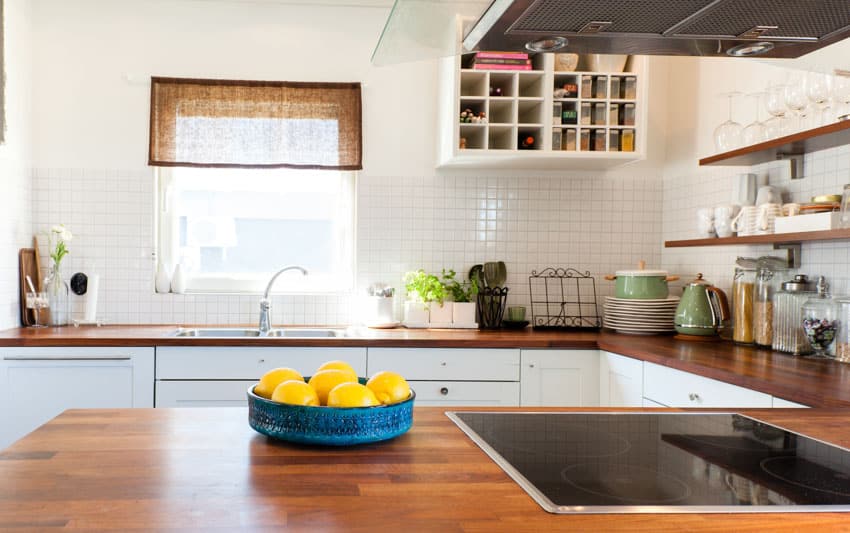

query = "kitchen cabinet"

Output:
[[368, 348, 520, 406], [520, 350, 599, 407], [643, 361, 773, 408], [599, 351, 644, 407], [155, 346, 366, 408], [0, 347, 154, 448], [438, 51, 648, 170]]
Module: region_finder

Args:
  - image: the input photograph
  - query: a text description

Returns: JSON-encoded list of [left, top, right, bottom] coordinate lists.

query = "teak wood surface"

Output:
[[1, 407, 850, 531], [2, 326, 850, 407]]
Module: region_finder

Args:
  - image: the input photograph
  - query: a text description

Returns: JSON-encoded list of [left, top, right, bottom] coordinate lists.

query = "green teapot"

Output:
[[674, 274, 730, 337]]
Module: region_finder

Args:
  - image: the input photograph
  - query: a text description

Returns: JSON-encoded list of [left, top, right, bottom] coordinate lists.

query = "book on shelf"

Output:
[[475, 51, 529, 60], [472, 58, 532, 65], [471, 64, 533, 71]]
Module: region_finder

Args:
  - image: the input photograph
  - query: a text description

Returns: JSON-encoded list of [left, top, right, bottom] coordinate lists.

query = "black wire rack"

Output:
[[528, 267, 601, 330]]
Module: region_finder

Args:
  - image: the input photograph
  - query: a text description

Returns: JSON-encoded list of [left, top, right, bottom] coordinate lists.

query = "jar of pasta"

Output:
[[732, 260, 757, 344], [753, 257, 788, 347]]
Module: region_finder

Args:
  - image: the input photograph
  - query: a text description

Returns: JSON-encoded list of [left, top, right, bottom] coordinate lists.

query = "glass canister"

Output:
[[836, 299, 850, 363], [772, 275, 816, 355], [801, 277, 839, 357], [753, 257, 788, 347], [732, 258, 757, 344]]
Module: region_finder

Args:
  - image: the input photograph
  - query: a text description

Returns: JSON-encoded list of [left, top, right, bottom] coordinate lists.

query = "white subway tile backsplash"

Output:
[[31, 168, 664, 326]]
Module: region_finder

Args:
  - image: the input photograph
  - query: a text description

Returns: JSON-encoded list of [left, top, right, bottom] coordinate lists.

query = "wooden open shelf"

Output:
[[699, 120, 850, 167], [665, 228, 850, 248]]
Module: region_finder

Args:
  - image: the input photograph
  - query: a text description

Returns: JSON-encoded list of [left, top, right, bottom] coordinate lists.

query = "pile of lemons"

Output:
[[253, 360, 411, 408]]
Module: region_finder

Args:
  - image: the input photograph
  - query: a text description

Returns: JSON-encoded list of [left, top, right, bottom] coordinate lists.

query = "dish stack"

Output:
[[603, 297, 679, 335], [603, 263, 679, 335]]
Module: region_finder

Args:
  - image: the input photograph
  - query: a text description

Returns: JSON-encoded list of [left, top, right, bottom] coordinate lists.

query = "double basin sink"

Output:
[[172, 328, 344, 338]]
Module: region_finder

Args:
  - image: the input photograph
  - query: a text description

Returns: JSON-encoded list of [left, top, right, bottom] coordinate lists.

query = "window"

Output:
[[157, 168, 355, 293], [149, 77, 361, 293]]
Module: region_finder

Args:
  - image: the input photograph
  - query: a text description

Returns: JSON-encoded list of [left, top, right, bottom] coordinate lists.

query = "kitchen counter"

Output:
[[2, 326, 850, 407], [1, 407, 849, 531]]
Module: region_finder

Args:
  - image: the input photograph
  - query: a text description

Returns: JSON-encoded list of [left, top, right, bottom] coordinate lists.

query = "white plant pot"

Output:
[[404, 301, 429, 324], [452, 302, 477, 324], [427, 301, 453, 324]]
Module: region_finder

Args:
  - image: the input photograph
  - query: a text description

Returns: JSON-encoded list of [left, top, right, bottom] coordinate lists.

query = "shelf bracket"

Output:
[[773, 243, 802, 268], [776, 152, 804, 180]]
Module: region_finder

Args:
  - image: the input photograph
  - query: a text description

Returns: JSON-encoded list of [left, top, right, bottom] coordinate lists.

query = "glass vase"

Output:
[[45, 266, 70, 326]]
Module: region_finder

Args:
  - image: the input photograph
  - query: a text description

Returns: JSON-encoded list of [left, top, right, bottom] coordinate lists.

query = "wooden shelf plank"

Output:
[[699, 120, 850, 167], [665, 228, 850, 248]]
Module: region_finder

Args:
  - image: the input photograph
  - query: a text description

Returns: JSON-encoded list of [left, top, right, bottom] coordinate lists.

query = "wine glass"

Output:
[[785, 76, 810, 131], [742, 92, 768, 145], [806, 72, 833, 127], [832, 74, 850, 121], [764, 83, 790, 137], [713, 91, 743, 152]]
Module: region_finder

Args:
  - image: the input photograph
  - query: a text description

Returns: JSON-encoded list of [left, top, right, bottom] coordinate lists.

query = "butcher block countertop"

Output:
[[2, 407, 850, 531], [2, 326, 850, 408]]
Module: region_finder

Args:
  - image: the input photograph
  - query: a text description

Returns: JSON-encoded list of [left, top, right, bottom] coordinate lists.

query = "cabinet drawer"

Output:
[[643, 362, 772, 408], [156, 380, 254, 407], [156, 347, 367, 379], [409, 380, 519, 406], [367, 348, 520, 381]]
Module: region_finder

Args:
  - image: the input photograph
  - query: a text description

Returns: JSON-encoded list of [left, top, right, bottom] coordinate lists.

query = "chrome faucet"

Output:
[[259, 266, 308, 334]]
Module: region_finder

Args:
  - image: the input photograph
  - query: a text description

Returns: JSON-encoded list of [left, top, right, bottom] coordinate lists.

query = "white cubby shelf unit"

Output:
[[438, 53, 648, 170]]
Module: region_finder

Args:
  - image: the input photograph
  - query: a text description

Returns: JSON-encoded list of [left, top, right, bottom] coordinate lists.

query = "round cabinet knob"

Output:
[[440, 387, 449, 396], [259, 359, 265, 364], [440, 362, 447, 367], [688, 393, 700, 402], [529, 363, 535, 368]]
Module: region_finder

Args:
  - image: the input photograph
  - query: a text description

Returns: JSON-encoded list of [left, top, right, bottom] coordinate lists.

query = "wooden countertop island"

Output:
[[2, 407, 850, 531]]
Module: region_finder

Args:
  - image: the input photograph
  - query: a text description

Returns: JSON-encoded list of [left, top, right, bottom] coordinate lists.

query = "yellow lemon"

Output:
[[308, 369, 358, 405], [366, 371, 411, 405], [315, 360, 358, 381], [271, 380, 320, 407], [254, 367, 305, 399], [327, 382, 380, 408]]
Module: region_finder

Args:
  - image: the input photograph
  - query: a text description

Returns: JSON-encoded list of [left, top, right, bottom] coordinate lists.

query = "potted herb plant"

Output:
[[403, 270, 451, 324], [442, 269, 478, 325]]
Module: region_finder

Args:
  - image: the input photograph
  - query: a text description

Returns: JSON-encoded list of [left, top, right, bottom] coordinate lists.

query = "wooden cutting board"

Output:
[[18, 247, 43, 326]]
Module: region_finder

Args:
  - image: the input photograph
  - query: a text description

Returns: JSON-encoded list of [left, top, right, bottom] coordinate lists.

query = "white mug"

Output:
[[756, 203, 782, 234], [755, 186, 782, 206], [696, 207, 715, 238], [731, 206, 758, 236], [731, 173, 757, 206]]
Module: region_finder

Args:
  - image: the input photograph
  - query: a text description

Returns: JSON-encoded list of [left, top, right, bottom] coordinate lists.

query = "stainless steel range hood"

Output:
[[372, 0, 850, 65], [464, 0, 850, 58]]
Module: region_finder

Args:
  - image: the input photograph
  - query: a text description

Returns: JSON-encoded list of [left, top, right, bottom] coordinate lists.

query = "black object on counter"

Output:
[[477, 287, 509, 330], [528, 267, 600, 330], [70, 272, 88, 295]]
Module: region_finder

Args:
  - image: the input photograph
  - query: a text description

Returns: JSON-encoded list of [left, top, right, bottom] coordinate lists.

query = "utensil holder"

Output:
[[477, 287, 508, 330]]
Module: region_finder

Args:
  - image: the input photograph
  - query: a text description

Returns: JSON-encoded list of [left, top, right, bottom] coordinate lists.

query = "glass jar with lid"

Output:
[[836, 299, 850, 363], [753, 256, 788, 347], [801, 277, 839, 357], [772, 274, 816, 355], [732, 258, 757, 344]]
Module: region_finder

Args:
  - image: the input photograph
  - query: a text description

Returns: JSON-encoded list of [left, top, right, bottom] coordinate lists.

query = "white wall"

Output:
[[0, 0, 33, 328], [27, 0, 669, 326]]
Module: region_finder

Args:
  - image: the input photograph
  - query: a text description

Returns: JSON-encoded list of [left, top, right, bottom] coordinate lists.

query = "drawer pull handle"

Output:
[[259, 359, 265, 363], [3, 355, 131, 361], [440, 387, 449, 396], [529, 363, 535, 368], [688, 393, 700, 402], [440, 362, 447, 367]]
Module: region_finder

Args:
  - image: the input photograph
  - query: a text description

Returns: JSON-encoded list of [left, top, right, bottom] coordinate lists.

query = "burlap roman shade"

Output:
[[148, 77, 362, 170]]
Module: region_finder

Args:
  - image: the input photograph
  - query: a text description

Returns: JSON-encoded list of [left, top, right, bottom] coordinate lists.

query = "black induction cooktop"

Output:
[[446, 412, 850, 514]]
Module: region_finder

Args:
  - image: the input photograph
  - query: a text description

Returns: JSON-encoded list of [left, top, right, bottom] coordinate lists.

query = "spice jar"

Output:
[[801, 277, 839, 357], [772, 274, 816, 355], [836, 299, 850, 363], [753, 257, 787, 347], [732, 258, 757, 344]]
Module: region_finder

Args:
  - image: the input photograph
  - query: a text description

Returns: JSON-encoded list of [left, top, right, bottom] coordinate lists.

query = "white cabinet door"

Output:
[[156, 380, 255, 407], [599, 351, 644, 407], [0, 347, 155, 449], [156, 346, 367, 379], [772, 397, 809, 408], [409, 380, 519, 407], [643, 362, 772, 408], [520, 350, 600, 407], [367, 348, 520, 381]]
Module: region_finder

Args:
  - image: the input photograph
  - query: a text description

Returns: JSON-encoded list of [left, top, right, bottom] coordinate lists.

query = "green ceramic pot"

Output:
[[608, 269, 678, 299]]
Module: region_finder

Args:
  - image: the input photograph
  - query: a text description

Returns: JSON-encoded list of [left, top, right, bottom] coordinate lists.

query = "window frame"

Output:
[[154, 167, 358, 295]]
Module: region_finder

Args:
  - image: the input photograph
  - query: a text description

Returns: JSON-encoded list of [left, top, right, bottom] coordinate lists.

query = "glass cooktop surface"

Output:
[[446, 412, 850, 514]]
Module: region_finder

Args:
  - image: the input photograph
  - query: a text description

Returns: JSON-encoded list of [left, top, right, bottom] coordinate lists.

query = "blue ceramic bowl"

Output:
[[247, 379, 415, 446]]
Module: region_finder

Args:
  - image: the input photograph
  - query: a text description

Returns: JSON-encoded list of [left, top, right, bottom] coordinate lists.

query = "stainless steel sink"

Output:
[[171, 327, 344, 338], [173, 328, 262, 337], [266, 328, 345, 338]]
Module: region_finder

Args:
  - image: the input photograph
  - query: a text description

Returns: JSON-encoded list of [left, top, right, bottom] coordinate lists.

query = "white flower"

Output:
[[61, 228, 73, 242], [49, 224, 73, 242]]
